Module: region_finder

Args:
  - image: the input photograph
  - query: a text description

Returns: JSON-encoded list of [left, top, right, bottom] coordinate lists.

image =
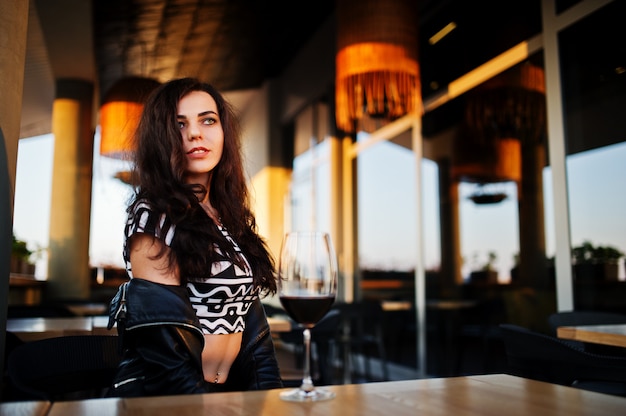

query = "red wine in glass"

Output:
[[279, 295, 335, 327], [277, 231, 338, 402]]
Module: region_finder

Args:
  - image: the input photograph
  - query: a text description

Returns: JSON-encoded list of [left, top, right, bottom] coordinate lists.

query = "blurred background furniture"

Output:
[[1, 331, 25, 401], [557, 323, 626, 350], [548, 310, 626, 353], [0, 401, 50, 416], [277, 309, 341, 387], [6, 317, 96, 342], [8, 275, 47, 306], [335, 300, 389, 383], [456, 297, 508, 374], [7, 303, 75, 319], [499, 323, 626, 397], [5, 335, 121, 402], [548, 310, 626, 335]]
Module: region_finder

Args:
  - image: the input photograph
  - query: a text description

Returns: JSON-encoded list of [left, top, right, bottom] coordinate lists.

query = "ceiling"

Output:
[[20, 0, 543, 140], [21, 0, 337, 139], [91, 0, 337, 100]]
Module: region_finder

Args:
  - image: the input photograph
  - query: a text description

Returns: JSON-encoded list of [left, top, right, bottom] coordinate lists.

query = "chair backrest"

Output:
[[6, 335, 122, 402], [334, 300, 385, 340], [261, 302, 284, 317], [547, 310, 626, 336], [499, 323, 626, 395], [278, 308, 342, 343], [312, 308, 342, 340], [7, 304, 75, 318], [3, 331, 24, 367]]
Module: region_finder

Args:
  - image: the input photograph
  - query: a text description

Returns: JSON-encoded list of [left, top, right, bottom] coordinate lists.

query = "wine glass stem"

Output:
[[301, 328, 314, 392]]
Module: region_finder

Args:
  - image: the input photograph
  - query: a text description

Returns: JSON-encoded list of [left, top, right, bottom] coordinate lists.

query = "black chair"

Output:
[[456, 297, 507, 374], [499, 323, 626, 397], [1, 332, 25, 401], [277, 309, 342, 386], [335, 300, 389, 382], [7, 303, 76, 318], [548, 310, 626, 332], [261, 302, 286, 318], [547, 310, 626, 354], [5, 335, 122, 401]]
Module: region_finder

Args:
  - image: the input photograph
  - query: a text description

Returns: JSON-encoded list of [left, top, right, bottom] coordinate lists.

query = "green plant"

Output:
[[468, 251, 498, 271], [572, 240, 624, 265], [12, 234, 33, 261], [482, 251, 497, 271]]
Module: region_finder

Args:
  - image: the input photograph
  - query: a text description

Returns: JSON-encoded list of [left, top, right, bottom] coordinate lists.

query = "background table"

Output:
[[47, 374, 626, 416], [0, 400, 50, 416], [266, 316, 292, 333], [557, 323, 626, 348], [8, 315, 292, 341], [6, 317, 95, 341]]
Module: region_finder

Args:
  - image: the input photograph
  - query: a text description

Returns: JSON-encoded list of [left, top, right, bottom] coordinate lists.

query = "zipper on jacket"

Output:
[[114, 282, 128, 322]]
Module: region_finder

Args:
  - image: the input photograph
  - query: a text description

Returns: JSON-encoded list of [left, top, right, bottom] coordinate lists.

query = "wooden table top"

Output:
[[46, 374, 626, 416], [557, 323, 626, 348], [0, 400, 50, 416]]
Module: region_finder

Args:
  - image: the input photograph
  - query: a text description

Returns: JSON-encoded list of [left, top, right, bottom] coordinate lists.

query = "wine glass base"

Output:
[[279, 387, 336, 402]]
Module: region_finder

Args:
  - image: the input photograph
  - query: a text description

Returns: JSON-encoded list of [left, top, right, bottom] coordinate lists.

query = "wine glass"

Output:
[[278, 231, 338, 402]]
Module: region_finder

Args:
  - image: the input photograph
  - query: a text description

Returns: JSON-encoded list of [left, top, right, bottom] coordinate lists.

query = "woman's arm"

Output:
[[129, 234, 180, 285], [107, 278, 208, 397]]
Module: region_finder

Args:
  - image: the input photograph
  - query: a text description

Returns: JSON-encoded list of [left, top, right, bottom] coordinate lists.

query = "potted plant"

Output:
[[469, 251, 498, 284], [10, 234, 36, 275], [572, 240, 624, 281]]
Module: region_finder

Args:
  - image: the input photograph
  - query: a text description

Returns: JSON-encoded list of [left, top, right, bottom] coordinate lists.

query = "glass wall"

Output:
[[356, 137, 419, 300], [287, 103, 333, 235], [458, 181, 520, 283], [282, 0, 624, 378], [559, 1, 626, 310]]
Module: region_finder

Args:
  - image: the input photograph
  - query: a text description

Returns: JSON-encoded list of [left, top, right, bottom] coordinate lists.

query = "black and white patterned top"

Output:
[[123, 200, 259, 335]]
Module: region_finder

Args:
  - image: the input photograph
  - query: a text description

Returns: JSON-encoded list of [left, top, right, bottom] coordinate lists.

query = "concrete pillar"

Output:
[[518, 140, 548, 288], [0, 0, 30, 377], [46, 79, 94, 301], [438, 158, 462, 296]]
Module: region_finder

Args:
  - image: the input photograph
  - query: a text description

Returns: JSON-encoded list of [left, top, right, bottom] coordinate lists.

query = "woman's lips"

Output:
[[187, 147, 209, 156]]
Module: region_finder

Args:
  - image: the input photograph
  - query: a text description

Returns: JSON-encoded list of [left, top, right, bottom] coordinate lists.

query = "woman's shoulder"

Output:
[[126, 198, 176, 246], [128, 197, 153, 213], [128, 198, 170, 221]]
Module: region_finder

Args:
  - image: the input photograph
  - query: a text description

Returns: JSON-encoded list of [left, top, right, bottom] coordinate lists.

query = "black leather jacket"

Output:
[[107, 278, 283, 397]]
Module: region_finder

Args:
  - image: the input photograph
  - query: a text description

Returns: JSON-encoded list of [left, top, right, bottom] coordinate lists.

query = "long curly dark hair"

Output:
[[127, 77, 276, 296]]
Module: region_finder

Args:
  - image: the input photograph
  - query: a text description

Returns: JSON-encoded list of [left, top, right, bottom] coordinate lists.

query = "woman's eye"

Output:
[[178, 121, 186, 129], [202, 117, 216, 125]]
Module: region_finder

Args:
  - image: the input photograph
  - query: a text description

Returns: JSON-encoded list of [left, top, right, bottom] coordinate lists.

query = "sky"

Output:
[[12, 132, 626, 281], [13, 131, 131, 278]]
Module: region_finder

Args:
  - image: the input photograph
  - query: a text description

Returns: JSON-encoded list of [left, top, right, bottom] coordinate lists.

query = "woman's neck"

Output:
[[200, 199, 221, 226]]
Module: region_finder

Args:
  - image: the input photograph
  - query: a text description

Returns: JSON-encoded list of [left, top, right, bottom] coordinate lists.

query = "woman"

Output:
[[107, 77, 283, 397]]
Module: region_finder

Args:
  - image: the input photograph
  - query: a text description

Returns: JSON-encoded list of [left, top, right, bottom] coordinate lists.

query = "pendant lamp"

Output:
[[99, 77, 160, 159], [452, 62, 545, 185], [335, 0, 420, 134]]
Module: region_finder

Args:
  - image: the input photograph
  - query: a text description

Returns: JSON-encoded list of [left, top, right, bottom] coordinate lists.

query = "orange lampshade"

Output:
[[99, 77, 160, 159], [453, 63, 546, 184], [335, 0, 421, 133], [463, 62, 545, 146], [452, 137, 522, 184]]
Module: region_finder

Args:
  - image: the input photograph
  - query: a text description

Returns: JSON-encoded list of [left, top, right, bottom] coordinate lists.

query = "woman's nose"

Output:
[[187, 123, 201, 140]]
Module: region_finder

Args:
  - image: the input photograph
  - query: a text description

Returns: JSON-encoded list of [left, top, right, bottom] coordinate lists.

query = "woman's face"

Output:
[[177, 90, 225, 185]]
